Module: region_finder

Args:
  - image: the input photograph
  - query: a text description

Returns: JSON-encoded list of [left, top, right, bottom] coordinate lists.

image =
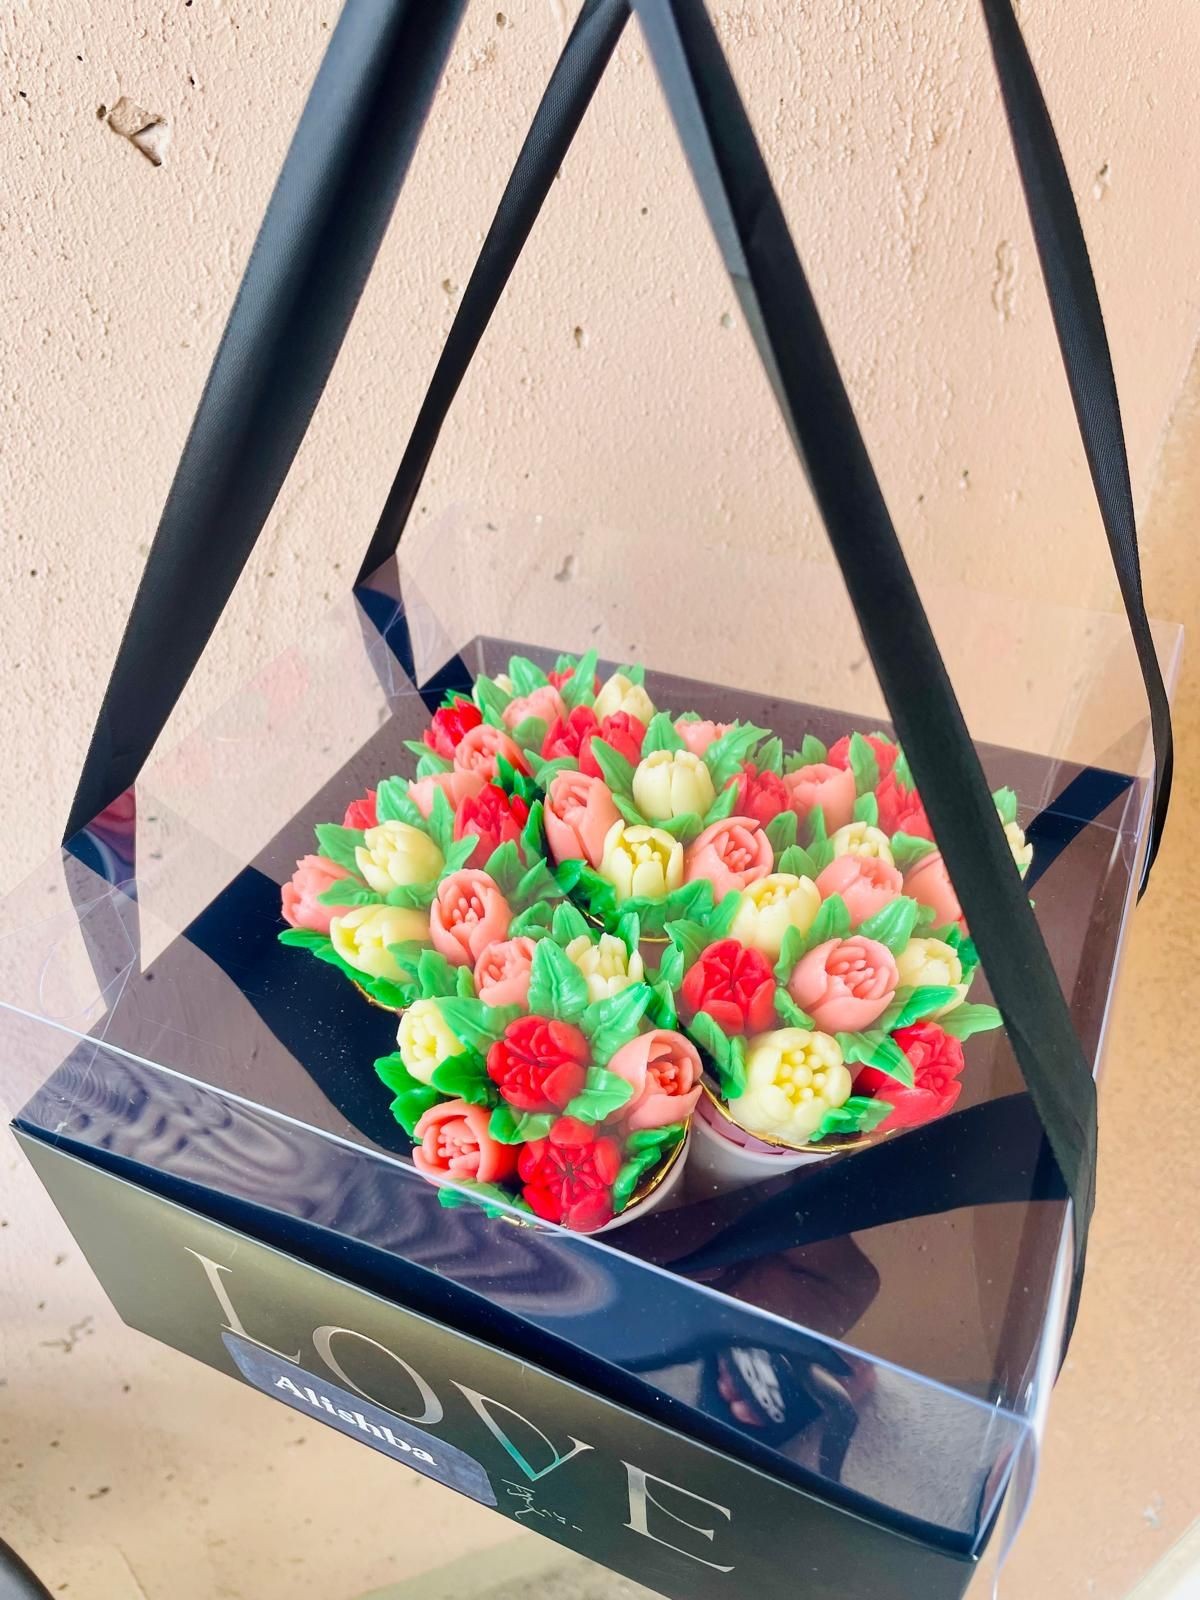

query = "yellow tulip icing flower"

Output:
[[330, 904, 430, 981], [355, 820, 444, 894], [729, 873, 821, 959], [632, 749, 716, 821], [599, 821, 684, 902], [593, 671, 657, 725], [1003, 819, 1034, 876], [830, 821, 895, 864], [565, 933, 646, 1003], [396, 997, 463, 1085], [895, 937, 967, 1014], [728, 1028, 852, 1145]]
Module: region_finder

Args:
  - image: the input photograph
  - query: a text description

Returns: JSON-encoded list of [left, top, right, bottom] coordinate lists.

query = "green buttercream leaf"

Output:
[[560, 648, 599, 710], [513, 858, 562, 910], [527, 938, 589, 1021], [706, 891, 741, 940], [579, 984, 653, 1064], [615, 911, 641, 954], [666, 917, 711, 972], [777, 843, 818, 879], [313, 823, 366, 875], [488, 1105, 554, 1144], [430, 1050, 494, 1106], [456, 964, 476, 998], [441, 836, 478, 875], [645, 979, 677, 1030], [508, 654, 550, 694], [495, 756, 540, 806], [512, 715, 548, 754], [613, 1127, 685, 1213], [555, 859, 619, 926], [427, 791, 454, 857], [804, 806, 836, 872], [509, 901, 554, 938], [438, 998, 520, 1055], [436, 1182, 532, 1221], [704, 722, 770, 790], [617, 662, 646, 686], [937, 1003, 1003, 1039], [643, 711, 685, 754], [813, 1096, 893, 1139], [278, 927, 330, 951], [765, 810, 798, 860], [800, 734, 828, 766], [376, 778, 425, 828], [374, 1053, 440, 1136], [418, 752, 456, 781], [554, 653, 578, 676], [316, 881, 380, 908], [588, 738, 637, 800], [890, 831, 937, 871], [417, 948, 458, 1000], [723, 1035, 748, 1098], [878, 985, 958, 1031], [774, 988, 812, 1030], [614, 792, 647, 827], [472, 674, 512, 727], [992, 786, 1019, 827], [657, 810, 703, 840], [836, 1030, 913, 1086], [656, 943, 685, 992], [774, 923, 806, 984], [384, 880, 438, 909], [853, 792, 880, 826], [956, 934, 980, 976], [685, 1010, 731, 1071], [527, 754, 579, 786], [699, 782, 738, 828], [519, 799, 545, 864], [803, 893, 852, 953], [848, 733, 880, 796], [483, 840, 525, 900], [857, 894, 920, 955], [552, 900, 592, 946], [565, 1065, 635, 1124], [756, 736, 784, 776]]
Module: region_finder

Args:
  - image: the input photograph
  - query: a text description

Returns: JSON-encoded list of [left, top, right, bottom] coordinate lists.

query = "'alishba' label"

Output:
[[223, 1331, 497, 1506]]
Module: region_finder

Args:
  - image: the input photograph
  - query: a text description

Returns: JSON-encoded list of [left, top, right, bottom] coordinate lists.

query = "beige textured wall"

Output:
[[2, 0, 1200, 882]]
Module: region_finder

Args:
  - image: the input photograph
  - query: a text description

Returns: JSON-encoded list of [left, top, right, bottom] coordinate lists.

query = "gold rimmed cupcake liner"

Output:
[[700, 1081, 896, 1158]]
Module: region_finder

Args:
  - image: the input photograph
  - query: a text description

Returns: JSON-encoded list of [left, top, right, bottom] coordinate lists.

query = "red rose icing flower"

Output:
[[453, 782, 530, 867], [486, 1016, 590, 1113], [342, 789, 378, 830], [518, 1116, 622, 1232], [453, 724, 530, 782], [876, 771, 931, 838], [678, 938, 777, 1035], [857, 1021, 966, 1130], [827, 732, 898, 779], [411, 1098, 519, 1186], [424, 696, 483, 759], [724, 762, 792, 826], [579, 712, 647, 779], [542, 705, 600, 763]]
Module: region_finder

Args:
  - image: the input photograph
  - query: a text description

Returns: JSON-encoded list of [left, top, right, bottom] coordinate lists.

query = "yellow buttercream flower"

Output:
[[830, 821, 894, 864], [728, 1028, 852, 1146], [1003, 819, 1033, 876], [599, 821, 684, 902], [330, 904, 430, 981], [396, 998, 462, 1085], [355, 820, 444, 894], [729, 873, 821, 958], [631, 749, 716, 820], [565, 933, 646, 1003], [593, 672, 656, 725], [895, 937, 967, 1015]]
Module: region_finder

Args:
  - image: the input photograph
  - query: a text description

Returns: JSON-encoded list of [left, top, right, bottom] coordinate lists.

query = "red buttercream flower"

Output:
[[453, 783, 530, 867], [827, 732, 898, 779], [424, 697, 483, 759], [518, 1116, 622, 1232], [342, 789, 378, 830], [542, 705, 600, 763], [579, 713, 647, 779], [857, 1021, 966, 1131], [486, 1017, 590, 1114], [723, 762, 792, 826], [548, 666, 602, 695], [876, 771, 931, 838], [678, 938, 777, 1036]]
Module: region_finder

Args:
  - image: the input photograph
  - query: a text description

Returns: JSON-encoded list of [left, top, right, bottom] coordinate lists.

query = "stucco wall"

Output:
[[2, 0, 1199, 880]]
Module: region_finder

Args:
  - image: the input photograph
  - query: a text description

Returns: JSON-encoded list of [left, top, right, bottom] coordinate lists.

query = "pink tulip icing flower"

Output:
[[904, 851, 965, 930], [544, 770, 622, 868], [474, 936, 538, 1008], [502, 684, 567, 734], [411, 1098, 519, 1185], [684, 816, 774, 897], [407, 768, 486, 820], [281, 855, 350, 936], [674, 717, 731, 758], [453, 724, 530, 782], [430, 869, 513, 967], [782, 763, 857, 832], [787, 936, 900, 1033], [606, 1029, 703, 1131], [815, 853, 904, 926]]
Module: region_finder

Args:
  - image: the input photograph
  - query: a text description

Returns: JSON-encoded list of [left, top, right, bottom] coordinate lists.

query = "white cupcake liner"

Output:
[[594, 1129, 691, 1232], [687, 1092, 839, 1192]]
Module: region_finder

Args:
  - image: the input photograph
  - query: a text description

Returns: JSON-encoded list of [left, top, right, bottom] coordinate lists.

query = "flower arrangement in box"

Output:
[[279, 650, 1033, 1217]]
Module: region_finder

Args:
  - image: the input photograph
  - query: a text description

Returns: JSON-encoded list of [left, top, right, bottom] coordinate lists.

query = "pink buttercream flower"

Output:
[[342, 789, 378, 830], [544, 770, 621, 868], [281, 855, 350, 936], [453, 724, 530, 782], [674, 718, 731, 758], [407, 768, 486, 820], [474, 936, 537, 1008], [904, 852, 965, 930], [684, 816, 773, 898], [782, 763, 856, 832], [606, 1029, 703, 1131], [411, 1098, 518, 1186], [430, 870, 512, 967], [502, 684, 567, 734], [787, 936, 899, 1033], [815, 853, 904, 926]]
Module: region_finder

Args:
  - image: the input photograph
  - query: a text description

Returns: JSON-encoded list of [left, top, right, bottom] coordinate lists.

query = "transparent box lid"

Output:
[[1, 509, 1180, 1563]]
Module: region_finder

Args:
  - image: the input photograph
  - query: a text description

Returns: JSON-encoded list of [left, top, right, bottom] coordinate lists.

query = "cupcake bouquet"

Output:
[[280, 651, 1031, 1225]]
